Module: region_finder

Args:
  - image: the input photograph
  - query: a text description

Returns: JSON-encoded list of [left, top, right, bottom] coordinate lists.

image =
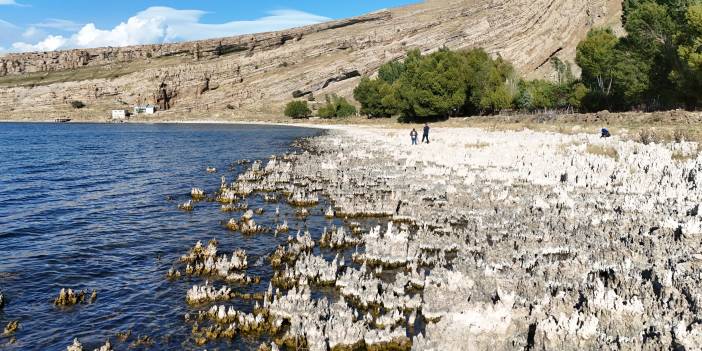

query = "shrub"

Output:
[[284, 100, 311, 119], [638, 129, 659, 145], [673, 129, 689, 143], [70, 100, 85, 109], [318, 95, 357, 118]]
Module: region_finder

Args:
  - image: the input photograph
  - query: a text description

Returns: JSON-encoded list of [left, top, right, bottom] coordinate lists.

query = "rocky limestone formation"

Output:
[[0, 0, 622, 120], [0, 12, 391, 77]]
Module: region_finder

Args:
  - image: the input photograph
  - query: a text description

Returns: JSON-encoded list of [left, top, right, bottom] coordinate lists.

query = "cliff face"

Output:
[[0, 0, 622, 121]]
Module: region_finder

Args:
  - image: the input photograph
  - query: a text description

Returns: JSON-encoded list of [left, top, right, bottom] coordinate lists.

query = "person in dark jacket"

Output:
[[422, 123, 430, 144], [601, 128, 611, 138], [410, 128, 418, 145]]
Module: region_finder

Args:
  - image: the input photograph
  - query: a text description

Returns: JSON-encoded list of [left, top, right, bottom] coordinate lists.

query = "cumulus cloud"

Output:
[[10, 6, 331, 52], [12, 35, 67, 52]]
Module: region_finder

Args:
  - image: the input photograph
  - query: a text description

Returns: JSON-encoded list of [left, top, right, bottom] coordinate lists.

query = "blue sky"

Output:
[[0, 0, 414, 52]]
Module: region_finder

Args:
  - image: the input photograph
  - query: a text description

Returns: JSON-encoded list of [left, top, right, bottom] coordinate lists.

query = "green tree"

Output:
[[482, 85, 513, 112], [353, 77, 396, 117], [568, 83, 589, 110], [284, 100, 311, 119], [394, 49, 471, 118], [611, 50, 651, 108], [624, 2, 676, 56], [461, 50, 516, 114], [675, 4, 702, 106], [576, 28, 618, 98], [378, 60, 407, 84]]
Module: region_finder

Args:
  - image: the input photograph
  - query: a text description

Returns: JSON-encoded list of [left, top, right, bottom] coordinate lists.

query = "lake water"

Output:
[[0, 123, 330, 350]]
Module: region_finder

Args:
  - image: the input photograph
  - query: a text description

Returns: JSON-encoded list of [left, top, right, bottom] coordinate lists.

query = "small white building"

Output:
[[133, 105, 156, 115], [111, 109, 128, 120]]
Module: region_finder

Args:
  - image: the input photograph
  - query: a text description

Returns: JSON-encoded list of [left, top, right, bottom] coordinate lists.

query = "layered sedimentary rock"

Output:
[[0, 0, 621, 120], [0, 12, 391, 77]]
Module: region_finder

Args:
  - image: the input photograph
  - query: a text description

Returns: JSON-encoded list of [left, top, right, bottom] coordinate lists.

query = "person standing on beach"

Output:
[[410, 128, 418, 145], [422, 123, 430, 144]]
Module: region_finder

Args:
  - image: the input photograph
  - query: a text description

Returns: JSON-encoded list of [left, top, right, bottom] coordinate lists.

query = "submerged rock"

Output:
[[66, 338, 82, 351], [178, 200, 194, 211], [190, 187, 205, 199], [3, 320, 19, 336], [54, 288, 96, 307]]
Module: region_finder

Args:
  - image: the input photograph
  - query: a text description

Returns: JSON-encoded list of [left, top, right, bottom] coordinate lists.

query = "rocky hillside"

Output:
[[0, 0, 622, 121]]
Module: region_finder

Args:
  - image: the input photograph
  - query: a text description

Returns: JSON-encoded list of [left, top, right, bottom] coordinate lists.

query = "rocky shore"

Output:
[[254, 126, 701, 349], [51, 123, 702, 350]]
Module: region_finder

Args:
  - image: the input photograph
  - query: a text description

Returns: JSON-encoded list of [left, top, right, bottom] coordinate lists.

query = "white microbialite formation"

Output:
[[65, 338, 112, 351], [262, 126, 702, 350], [186, 280, 233, 305], [178, 240, 258, 284], [165, 125, 702, 350], [190, 187, 205, 199]]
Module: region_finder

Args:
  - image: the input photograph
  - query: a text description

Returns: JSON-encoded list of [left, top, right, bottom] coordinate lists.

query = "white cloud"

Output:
[[34, 19, 83, 31], [9, 6, 331, 52], [12, 35, 67, 51], [0, 0, 27, 6]]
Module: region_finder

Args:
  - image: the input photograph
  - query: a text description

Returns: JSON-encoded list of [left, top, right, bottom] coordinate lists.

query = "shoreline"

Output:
[[4, 108, 702, 144], [0, 118, 341, 131]]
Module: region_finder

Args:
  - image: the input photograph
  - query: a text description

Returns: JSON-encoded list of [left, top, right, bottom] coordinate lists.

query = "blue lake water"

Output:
[[0, 122, 331, 350]]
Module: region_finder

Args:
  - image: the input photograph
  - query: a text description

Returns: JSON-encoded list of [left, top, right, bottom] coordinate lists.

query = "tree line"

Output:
[[350, 48, 589, 121], [578, 0, 702, 111]]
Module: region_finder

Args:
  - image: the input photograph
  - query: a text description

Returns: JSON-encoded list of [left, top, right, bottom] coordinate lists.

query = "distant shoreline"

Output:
[[0, 119, 338, 130], [3, 109, 702, 144]]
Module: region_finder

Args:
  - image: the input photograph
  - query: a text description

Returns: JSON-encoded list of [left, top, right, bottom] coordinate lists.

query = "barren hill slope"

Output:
[[0, 0, 622, 121]]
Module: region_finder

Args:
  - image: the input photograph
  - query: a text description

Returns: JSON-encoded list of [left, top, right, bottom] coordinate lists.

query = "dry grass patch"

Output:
[[587, 144, 619, 161], [464, 142, 490, 149], [557, 141, 584, 154], [671, 150, 695, 162]]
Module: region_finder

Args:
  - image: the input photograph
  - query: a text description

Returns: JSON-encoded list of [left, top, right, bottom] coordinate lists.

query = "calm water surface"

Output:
[[0, 123, 329, 350]]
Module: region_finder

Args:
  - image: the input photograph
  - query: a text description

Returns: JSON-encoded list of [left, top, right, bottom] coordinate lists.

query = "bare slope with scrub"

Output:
[[0, 0, 621, 121]]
